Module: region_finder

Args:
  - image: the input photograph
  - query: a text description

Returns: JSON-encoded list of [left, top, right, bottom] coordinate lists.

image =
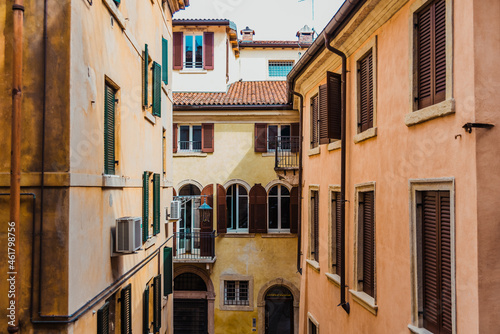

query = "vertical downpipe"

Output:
[[292, 91, 304, 275], [9, 1, 24, 333]]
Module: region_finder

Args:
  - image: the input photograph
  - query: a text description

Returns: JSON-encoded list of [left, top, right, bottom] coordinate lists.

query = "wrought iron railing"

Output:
[[173, 231, 216, 261], [184, 61, 204, 69], [178, 141, 202, 152], [272, 136, 300, 169]]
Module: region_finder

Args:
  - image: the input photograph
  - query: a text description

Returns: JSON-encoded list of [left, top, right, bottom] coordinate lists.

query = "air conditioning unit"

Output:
[[115, 217, 142, 253], [170, 201, 181, 220]]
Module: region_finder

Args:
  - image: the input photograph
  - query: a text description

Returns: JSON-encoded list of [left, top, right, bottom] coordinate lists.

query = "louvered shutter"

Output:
[[249, 184, 267, 233], [204, 32, 214, 70], [332, 192, 342, 276], [312, 192, 319, 262], [217, 184, 227, 233], [163, 247, 173, 295], [121, 285, 132, 334], [143, 286, 149, 334], [311, 95, 319, 147], [143, 45, 149, 107], [153, 173, 160, 236], [362, 191, 375, 297], [434, 0, 446, 104], [201, 185, 214, 256], [201, 123, 214, 153], [359, 52, 374, 132], [173, 32, 183, 70], [153, 275, 162, 332], [291, 123, 300, 153], [143, 172, 149, 242], [104, 84, 116, 175], [327, 72, 342, 140], [162, 38, 168, 84], [318, 84, 329, 144], [254, 123, 268, 152], [172, 123, 178, 153], [97, 301, 110, 334], [290, 187, 299, 233], [152, 62, 161, 117]]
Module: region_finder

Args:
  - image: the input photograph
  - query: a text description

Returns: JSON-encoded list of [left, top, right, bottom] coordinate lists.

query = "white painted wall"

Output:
[[238, 48, 305, 81]]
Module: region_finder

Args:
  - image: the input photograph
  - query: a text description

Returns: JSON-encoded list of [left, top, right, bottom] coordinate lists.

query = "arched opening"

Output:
[[265, 286, 294, 334], [174, 272, 209, 334]]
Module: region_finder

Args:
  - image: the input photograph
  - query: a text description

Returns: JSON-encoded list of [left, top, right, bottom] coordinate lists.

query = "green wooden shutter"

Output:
[[104, 84, 116, 175], [143, 285, 149, 334], [143, 44, 149, 107], [163, 247, 173, 295], [152, 62, 161, 117], [113, 0, 120, 5], [153, 275, 162, 332], [97, 301, 110, 334], [121, 285, 132, 334], [153, 173, 161, 235], [162, 38, 168, 84], [143, 172, 149, 242]]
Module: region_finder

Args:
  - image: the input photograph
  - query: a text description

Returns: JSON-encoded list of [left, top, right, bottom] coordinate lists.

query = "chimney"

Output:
[[296, 25, 314, 44], [240, 26, 255, 42]]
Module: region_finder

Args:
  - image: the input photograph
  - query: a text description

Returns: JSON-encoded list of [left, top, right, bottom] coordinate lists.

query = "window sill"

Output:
[[261, 233, 296, 238], [102, 0, 126, 29], [144, 112, 156, 125], [407, 325, 433, 334], [223, 233, 255, 238], [405, 98, 455, 126], [354, 127, 377, 144], [144, 236, 157, 250], [220, 304, 253, 312], [327, 140, 341, 151], [261, 152, 275, 157], [173, 152, 208, 157], [325, 272, 341, 287], [102, 175, 124, 188], [308, 146, 320, 156], [349, 290, 378, 315], [179, 69, 208, 74], [306, 259, 320, 272]]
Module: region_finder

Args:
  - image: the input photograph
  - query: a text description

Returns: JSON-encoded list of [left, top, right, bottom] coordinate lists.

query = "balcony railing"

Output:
[[173, 231, 216, 263], [272, 136, 300, 170], [178, 140, 202, 152]]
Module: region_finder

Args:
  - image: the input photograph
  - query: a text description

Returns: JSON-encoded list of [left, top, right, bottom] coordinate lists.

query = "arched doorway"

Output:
[[265, 286, 294, 334], [174, 272, 208, 334]]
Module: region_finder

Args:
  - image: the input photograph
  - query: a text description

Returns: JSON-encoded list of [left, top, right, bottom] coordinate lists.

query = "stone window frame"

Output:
[[306, 185, 321, 272], [353, 35, 378, 144], [219, 274, 254, 312], [307, 312, 320, 334], [350, 181, 378, 315], [408, 178, 456, 334], [326, 185, 341, 287], [405, 0, 455, 126]]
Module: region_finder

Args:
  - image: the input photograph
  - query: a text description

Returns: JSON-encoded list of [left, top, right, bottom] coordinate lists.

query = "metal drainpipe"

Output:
[[324, 32, 350, 314], [9, 1, 24, 333]]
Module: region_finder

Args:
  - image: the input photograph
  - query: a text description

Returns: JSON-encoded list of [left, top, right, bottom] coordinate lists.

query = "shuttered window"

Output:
[[331, 192, 342, 276], [254, 123, 267, 152], [162, 38, 168, 84], [153, 275, 162, 332], [163, 247, 173, 295], [226, 184, 248, 231], [201, 123, 214, 153], [268, 185, 290, 232], [97, 301, 110, 334], [172, 123, 178, 153], [173, 32, 183, 70], [360, 191, 375, 297], [143, 285, 149, 334], [358, 51, 374, 132], [153, 173, 160, 236], [143, 44, 149, 107], [249, 184, 268, 233], [204, 32, 214, 70], [152, 62, 161, 117], [290, 187, 299, 233], [121, 285, 132, 334], [310, 191, 319, 262], [217, 184, 227, 233], [319, 72, 342, 144], [416, 0, 446, 109], [421, 191, 452, 334], [310, 95, 319, 148], [143, 172, 150, 242], [104, 84, 116, 175]]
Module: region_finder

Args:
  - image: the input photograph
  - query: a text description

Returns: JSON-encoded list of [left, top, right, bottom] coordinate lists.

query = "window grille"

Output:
[[224, 280, 249, 305], [268, 61, 294, 77]]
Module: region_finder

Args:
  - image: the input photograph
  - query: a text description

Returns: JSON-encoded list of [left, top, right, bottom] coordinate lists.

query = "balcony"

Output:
[[173, 231, 216, 263], [271, 136, 299, 170], [178, 140, 202, 153]]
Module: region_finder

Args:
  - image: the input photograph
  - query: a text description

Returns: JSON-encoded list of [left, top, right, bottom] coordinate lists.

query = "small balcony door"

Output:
[[178, 184, 201, 254]]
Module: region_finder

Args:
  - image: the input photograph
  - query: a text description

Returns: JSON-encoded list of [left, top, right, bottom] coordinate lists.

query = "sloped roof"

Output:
[[174, 81, 289, 106]]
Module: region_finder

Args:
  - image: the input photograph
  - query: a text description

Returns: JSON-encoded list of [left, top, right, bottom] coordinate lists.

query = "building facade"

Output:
[[0, 0, 187, 333], [287, 0, 500, 333]]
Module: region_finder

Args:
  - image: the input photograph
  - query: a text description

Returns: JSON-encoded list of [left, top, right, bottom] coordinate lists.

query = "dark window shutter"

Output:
[[290, 187, 299, 233], [162, 38, 168, 84], [153, 275, 161, 332], [143, 44, 149, 107], [172, 123, 178, 153], [422, 191, 452, 334], [318, 84, 329, 144], [143, 286, 149, 334], [152, 62, 162, 117], [97, 301, 110, 334], [217, 184, 227, 233], [142, 172, 149, 243], [327, 72, 342, 140], [163, 247, 173, 295], [201, 123, 214, 153], [104, 84, 116, 175], [291, 123, 300, 153], [434, 0, 446, 103], [311, 95, 319, 147], [362, 191, 375, 297], [312, 192, 319, 262], [201, 185, 214, 232], [249, 184, 267, 233], [254, 123, 268, 152], [121, 285, 132, 334], [358, 53, 374, 132], [153, 173, 160, 236], [204, 32, 214, 70], [173, 32, 183, 70], [335, 193, 342, 276]]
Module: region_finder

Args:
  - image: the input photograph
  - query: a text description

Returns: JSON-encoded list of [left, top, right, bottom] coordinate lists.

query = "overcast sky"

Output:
[[174, 0, 345, 41]]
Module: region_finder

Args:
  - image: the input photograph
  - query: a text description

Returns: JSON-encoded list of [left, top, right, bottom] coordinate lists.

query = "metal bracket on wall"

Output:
[[462, 123, 494, 133]]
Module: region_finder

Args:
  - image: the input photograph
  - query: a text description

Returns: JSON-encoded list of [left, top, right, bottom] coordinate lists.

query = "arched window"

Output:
[[268, 185, 290, 231], [174, 273, 207, 291], [226, 184, 248, 232]]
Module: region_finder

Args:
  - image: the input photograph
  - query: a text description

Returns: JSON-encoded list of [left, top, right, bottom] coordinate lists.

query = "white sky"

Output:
[[174, 0, 345, 41]]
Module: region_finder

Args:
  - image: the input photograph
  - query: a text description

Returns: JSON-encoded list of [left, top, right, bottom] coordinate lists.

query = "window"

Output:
[[142, 45, 162, 118], [224, 280, 249, 306], [184, 34, 203, 69], [121, 285, 132, 334], [142, 172, 161, 242], [226, 184, 248, 232], [173, 32, 214, 70], [178, 125, 202, 152], [310, 95, 319, 148], [330, 191, 341, 277], [268, 185, 290, 232], [104, 83, 117, 175], [357, 50, 374, 133], [309, 320, 318, 334], [358, 191, 375, 298], [267, 125, 291, 151], [162, 38, 168, 84], [97, 301, 110, 334], [309, 190, 319, 262], [268, 61, 294, 77], [254, 123, 298, 153], [153, 275, 162, 332], [318, 72, 342, 145], [307, 314, 319, 334]]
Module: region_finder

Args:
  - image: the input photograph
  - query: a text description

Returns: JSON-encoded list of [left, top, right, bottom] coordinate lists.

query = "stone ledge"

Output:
[[173, 152, 208, 157], [349, 290, 378, 315], [405, 99, 455, 126], [144, 111, 156, 125], [308, 146, 320, 156], [354, 127, 377, 144], [408, 324, 433, 334], [328, 140, 341, 151], [306, 259, 320, 272], [325, 272, 341, 287]]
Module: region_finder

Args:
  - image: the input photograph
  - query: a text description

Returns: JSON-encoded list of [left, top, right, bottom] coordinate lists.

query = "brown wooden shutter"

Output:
[[334, 192, 342, 276], [201, 184, 214, 231], [173, 32, 183, 70], [290, 187, 299, 233], [311, 95, 319, 147], [173, 123, 178, 153], [249, 184, 267, 233], [217, 184, 227, 233], [291, 123, 299, 153], [327, 72, 342, 140], [254, 123, 268, 152], [362, 191, 375, 297], [201, 123, 214, 153], [204, 32, 214, 70], [359, 53, 374, 132], [434, 0, 446, 104], [318, 84, 329, 144], [312, 191, 319, 262]]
